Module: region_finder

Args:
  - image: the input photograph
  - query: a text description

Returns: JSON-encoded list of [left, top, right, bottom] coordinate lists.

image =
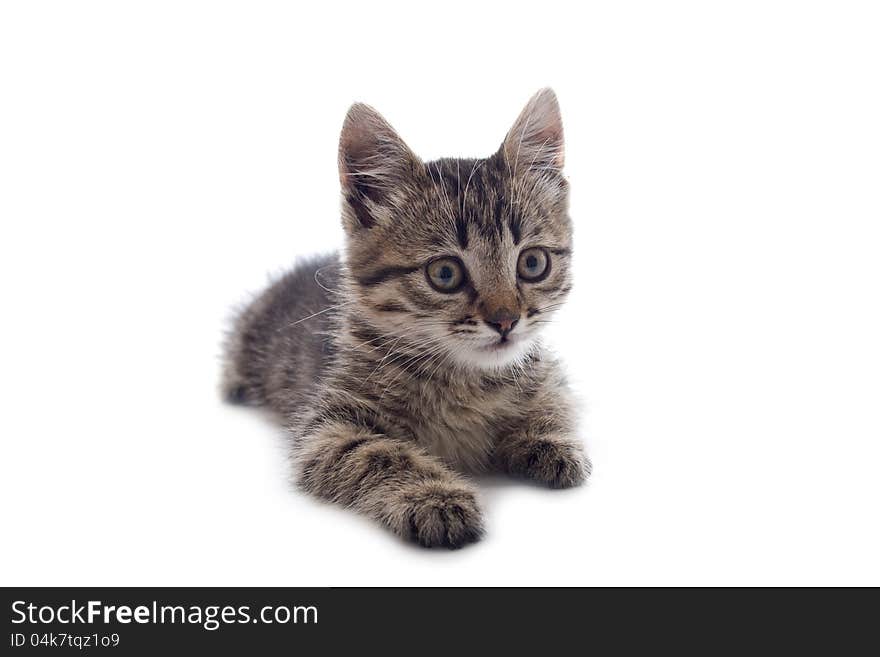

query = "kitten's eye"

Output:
[[517, 247, 550, 281], [426, 257, 466, 292]]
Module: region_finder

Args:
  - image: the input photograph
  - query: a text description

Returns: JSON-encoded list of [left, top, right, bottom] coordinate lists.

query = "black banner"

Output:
[[1, 587, 874, 653]]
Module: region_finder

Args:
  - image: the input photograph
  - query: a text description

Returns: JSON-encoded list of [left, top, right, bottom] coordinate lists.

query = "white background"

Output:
[[2, 1, 879, 586]]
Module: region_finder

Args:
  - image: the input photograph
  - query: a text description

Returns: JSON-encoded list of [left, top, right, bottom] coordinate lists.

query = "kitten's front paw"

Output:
[[400, 480, 484, 549], [504, 437, 591, 489]]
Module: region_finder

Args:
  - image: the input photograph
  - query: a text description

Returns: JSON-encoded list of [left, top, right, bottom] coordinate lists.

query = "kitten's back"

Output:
[[222, 253, 340, 416]]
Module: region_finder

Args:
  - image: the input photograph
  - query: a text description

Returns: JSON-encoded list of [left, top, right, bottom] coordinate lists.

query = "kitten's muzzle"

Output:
[[484, 309, 520, 341]]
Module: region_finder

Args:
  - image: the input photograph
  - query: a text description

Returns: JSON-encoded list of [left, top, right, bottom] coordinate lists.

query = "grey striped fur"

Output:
[[223, 89, 590, 548]]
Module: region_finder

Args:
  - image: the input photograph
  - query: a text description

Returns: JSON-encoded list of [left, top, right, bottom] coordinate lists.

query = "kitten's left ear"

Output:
[[501, 88, 565, 172]]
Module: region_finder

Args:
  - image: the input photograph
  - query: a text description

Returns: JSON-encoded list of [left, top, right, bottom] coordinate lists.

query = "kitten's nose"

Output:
[[485, 309, 520, 339]]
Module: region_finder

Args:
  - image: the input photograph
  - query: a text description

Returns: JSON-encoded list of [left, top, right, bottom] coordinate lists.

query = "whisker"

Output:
[[286, 300, 353, 327]]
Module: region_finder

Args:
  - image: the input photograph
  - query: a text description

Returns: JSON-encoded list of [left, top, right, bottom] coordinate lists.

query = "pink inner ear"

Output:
[[338, 102, 419, 193], [504, 89, 565, 170]]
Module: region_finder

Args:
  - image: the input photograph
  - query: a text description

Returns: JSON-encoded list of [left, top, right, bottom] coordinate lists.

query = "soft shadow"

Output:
[[475, 472, 592, 504]]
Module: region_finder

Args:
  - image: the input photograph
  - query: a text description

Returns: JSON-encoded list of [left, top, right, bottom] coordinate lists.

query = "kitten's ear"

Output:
[[500, 88, 565, 172], [338, 103, 421, 230]]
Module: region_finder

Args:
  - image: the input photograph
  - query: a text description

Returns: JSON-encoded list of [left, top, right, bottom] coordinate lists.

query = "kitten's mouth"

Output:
[[478, 336, 519, 352], [452, 332, 534, 369]]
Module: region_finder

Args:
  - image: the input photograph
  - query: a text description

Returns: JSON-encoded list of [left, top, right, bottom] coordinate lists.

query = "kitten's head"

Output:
[[338, 89, 572, 370]]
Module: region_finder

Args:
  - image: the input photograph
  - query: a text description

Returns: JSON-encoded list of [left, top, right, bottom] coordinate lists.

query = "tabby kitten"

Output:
[[223, 89, 590, 548]]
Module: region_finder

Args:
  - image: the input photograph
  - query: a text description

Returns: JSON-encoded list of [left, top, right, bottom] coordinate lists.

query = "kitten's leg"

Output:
[[295, 420, 484, 548], [492, 397, 591, 489]]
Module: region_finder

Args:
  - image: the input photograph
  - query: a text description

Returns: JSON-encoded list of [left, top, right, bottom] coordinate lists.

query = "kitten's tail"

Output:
[[220, 252, 341, 413], [220, 296, 265, 406]]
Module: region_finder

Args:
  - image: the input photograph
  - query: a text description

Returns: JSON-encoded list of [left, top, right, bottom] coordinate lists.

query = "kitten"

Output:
[[223, 89, 590, 548]]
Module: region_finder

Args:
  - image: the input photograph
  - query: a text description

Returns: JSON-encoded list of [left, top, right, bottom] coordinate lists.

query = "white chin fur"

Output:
[[450, 336, 537, 371]]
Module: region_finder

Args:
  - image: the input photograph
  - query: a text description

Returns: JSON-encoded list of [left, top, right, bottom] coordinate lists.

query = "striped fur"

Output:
[[223, 89, 590, 548]]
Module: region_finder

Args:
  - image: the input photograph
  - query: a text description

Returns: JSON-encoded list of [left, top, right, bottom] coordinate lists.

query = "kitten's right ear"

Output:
[[338, 103, 421, 231]]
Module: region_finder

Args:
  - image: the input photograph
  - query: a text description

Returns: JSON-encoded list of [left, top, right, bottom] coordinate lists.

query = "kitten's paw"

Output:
[[401, 480, 484, 549], [505, 437, 591, 489]]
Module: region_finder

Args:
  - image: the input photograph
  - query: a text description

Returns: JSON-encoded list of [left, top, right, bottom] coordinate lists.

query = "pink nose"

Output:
[[484, 309, 520, 338]]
